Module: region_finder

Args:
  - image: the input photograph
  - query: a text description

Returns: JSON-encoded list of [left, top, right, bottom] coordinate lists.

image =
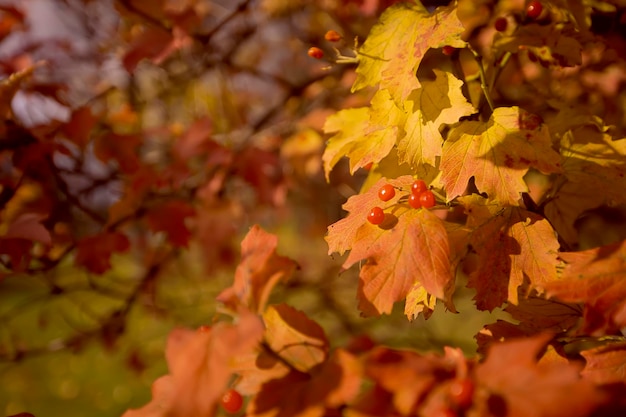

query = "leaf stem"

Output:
[[468, 45, 495, 113]]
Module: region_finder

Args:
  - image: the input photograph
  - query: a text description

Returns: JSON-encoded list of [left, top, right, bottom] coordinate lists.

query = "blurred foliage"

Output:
[[0, 0, 497, 415]]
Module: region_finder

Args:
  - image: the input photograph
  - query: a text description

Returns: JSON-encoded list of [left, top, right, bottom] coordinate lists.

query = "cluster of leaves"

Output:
[[4, 0, 626, 416], [124, 226, 626, 417]]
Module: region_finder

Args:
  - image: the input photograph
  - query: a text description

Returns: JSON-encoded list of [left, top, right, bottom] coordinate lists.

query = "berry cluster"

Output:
[[367, 179, 437, 225], [408, 179, 436, 209]]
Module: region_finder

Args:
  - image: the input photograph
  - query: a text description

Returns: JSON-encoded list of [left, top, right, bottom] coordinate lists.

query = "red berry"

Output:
[[494, 17, 508, 32], [378, 184, 395, 202], [442, 45, 456, 56], [526, 1, 543, 20], [368, 206, 385, 225], [449, 378, 475, 409], [419, 190, 436, 209], [308, 46, 324, 59], [408, 193, 422, 209], [220, 389, 243, 414], [411, 179, 427, 195], [324, 30, 342, 42]]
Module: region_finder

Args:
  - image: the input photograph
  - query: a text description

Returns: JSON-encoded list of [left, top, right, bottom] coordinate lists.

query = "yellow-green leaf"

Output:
[[322, 89, 406, 180], [398, 69, 475, 167], [352, 2, 466, 104]]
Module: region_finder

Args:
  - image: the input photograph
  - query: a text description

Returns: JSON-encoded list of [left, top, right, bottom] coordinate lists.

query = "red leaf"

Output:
[[3, 212, 51, 244], [235, 147, 286, 206], [74, 231, 131, 274], [122, 26, 173, 72], [94, 133, 142, 174], [62, 107, 99, 149], [145, 200, 195, 247], [217, 225, 298, 314], [172, 118, 213, 161]]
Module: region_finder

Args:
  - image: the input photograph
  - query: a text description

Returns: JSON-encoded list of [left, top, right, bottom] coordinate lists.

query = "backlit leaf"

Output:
[[398, 70, 475, 167], [263, 304, 329, 373], [352, 2, 466, 104], [328, 176, 454, 318], [323, 89, 405, 180], [461, 195, 560, 310], [441, 107, 562, 205]]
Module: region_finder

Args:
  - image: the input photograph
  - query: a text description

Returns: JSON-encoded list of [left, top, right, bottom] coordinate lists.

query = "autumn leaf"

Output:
[[494, 23, 582, 67], [477, 291, 582, 353], [217, 225, 298, 314], [62, 107, 99, 149], [247, 349, 362, 417], [475, 333, 605, 417], [145, 200, 195, 248], [74, 231, 131, 274], [545, 240, 626, 335], [2, 212, 51, 245], [581, 342, 626, 385], [461, 195, 560, 310], [352, 2, 466, 104], [122, 311, 264, 417], [172, 117, 213, 161], [441, 107, 562, 205], [94, 132, 142, 174], [323, 89, 405, 180], [263, 304, 329, 373], [398, 69, 475, 167], [543, 125, 626, 246], [327, 176, 455, 318], [359, 347, 462, 415]]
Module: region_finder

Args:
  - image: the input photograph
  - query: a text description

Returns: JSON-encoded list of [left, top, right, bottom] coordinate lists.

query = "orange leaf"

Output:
[[217, 225, 298, 314], [328, 176, 455, 317], [248, 349, 361, 417], [461, 196, 560, 310], [475, 333, 604, 417], [263, 304, 329, 373], [581, 342, 626, 385], [546, 240, 626, 335], [123, 311, 264, 417]]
